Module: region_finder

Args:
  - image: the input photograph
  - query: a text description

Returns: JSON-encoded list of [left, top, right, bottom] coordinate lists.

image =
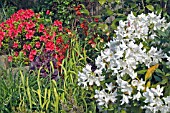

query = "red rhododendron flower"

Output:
[[29, 54, 34, 61], [22, 9, 35, 20], [54, 20, 62, 26], [76, 10, 81, 16], [64, 44, 69, 49], [0, 30, 5, 41], [58, 26, 62, 31], [56, 36, 63, 44], [17, 23, 24, 33], [40, 35, 47, 42], [27, 44, 32, 50], [30, 49, 37, 55], [64, 28, 72, 35], [25, 21, 35, 30], [14, 51, 19, 57], [21, 50, 26, 56], [55, 45, 60, 51], [74, 5, 81, 11], [39, 24, 45, 32], [74, 7, 79, 11], [8, 29, 18, 39], [26, 30, 35, 39], [49, 32, 56, 40], [11, 9, 34, 21], [23, 44, 27, 50], [8, 56, 13, 62], [88, 38, 95, 44], [46, 10, 50, 15], [94, 18, 99, 22], [53, 20, 63, 31], [88, 39, 96, 48], [23, 44, 31, 51], [0, 41, 2, 48], [35, 13, 40, 19], [35, 41, 41, 48], [80, 23, 85, 29], [80, 21, 88, 31], [44, 33, 50, 39], [45, 41, 55, 51], [13, 42, 18, 48]]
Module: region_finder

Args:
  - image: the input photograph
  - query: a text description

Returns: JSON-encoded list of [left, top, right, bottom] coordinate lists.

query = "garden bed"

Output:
[[0, 0, 170, 113]]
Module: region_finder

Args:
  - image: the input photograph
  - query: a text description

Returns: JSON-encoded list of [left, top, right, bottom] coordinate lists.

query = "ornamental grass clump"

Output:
[[0, 9, 70, 67], [78, 12, 170, 113]]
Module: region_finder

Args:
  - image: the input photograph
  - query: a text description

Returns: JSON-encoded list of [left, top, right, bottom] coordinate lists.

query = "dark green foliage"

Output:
[[153, 27, 170, 54], [0, 0, 17, 22], [0, 0, 78, 26], [33, 0, 78, 27]]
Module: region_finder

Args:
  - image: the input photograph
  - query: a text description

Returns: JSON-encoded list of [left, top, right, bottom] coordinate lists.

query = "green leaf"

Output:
[[129, 3, 137, 8], [121, 109, 126, 113], [164, 84, 170, 96], [80, 4, 85, 9], [115, 0, 121, 4], [111, 19, 118, 30], [106, 8, 114, 16], [137, 69, 147, 74], [146, 5, 154, 11], [108, 0, 113, 2], [98, 0, 106, 5], [146, 0, 151, 3], [80, 9, 89, 15], [154, 76, 161, 82], [156, 6, 162, 15], [98, 23, 108, 32], [89, 22, 96, 27], [92, 15, 101, 18], [165, 73, 170, 76], [159, 76, 168, 85]]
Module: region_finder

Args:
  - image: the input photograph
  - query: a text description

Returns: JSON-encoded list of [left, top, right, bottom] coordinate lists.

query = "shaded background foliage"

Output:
[[0, 0, 170, 26]]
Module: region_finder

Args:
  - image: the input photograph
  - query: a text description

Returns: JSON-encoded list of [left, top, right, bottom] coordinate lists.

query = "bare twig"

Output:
[[141, 0, 145, 10]]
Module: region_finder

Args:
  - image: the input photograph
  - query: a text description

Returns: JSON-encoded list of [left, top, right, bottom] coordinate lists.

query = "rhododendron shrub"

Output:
[[0, 9, 70, 67], [78, 12, 170, 112], [73, 5, 110, 64]]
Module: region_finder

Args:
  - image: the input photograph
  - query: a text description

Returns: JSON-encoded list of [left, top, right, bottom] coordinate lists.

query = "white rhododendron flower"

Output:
[[95, 88, 117, 108], [142, 86, 170, 113], [120, 94, 132, 105], [133, 92, 142, 101], [143, 88, 156, 103], [78, 12, 170, 112], [78, 64, 105, 88], [150, 85, 164, 97], [105, 82, 115, 92], [131, 79, 145, 91], [116, 77, 133, 95]]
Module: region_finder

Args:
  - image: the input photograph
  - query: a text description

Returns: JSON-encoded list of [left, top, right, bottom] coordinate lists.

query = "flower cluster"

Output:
[[78, 64, 105, 88], [74, 5, 82, 16], [142, 85, 170, 113], [0, 9, 70, 67], [78, 12, 170, 112]]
